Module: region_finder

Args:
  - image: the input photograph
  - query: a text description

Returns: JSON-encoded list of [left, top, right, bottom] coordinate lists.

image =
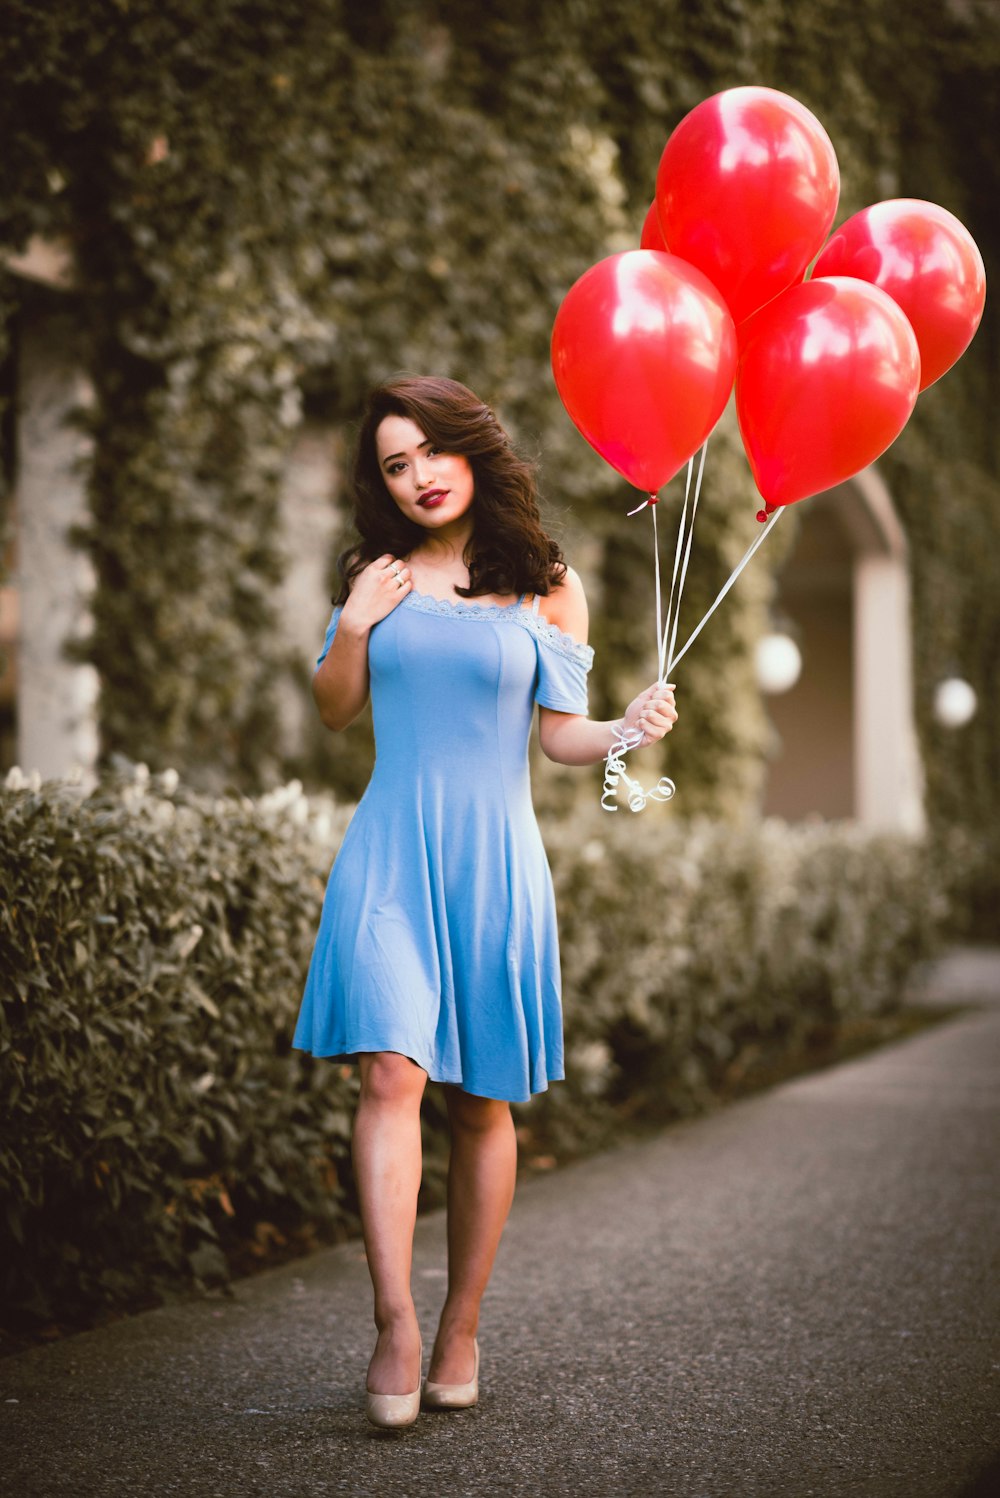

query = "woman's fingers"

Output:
[[637, 715, 674, 737], [639, 695, 677, 720], [636, 684, 679, 740], [353, 555, 412, 623], [640, 710, 675, 732], [378, 557, 411, 588]]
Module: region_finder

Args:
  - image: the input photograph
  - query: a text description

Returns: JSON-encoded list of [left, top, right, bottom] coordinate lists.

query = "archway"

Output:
[[760, 467, 924, 832]]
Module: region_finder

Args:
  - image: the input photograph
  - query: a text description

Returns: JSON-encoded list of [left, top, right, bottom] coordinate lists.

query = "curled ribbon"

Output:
[[601, 445, 785, 814], [601, 721, 676, 814]]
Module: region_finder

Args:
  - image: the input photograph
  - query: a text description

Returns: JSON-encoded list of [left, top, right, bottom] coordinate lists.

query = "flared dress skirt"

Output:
[[292, 590, 594, 1103]]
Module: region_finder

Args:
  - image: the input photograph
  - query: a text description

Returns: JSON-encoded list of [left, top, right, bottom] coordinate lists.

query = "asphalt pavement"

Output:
[[4, 947, 999, 1498]]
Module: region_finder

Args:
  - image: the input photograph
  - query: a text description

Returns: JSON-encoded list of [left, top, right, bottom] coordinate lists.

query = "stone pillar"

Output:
[[15, 294, 98, 780], [273, 420, 343, 757], [853, 553, 925, 834]]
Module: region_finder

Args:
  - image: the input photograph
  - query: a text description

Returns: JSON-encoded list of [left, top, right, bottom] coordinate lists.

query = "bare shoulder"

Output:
[[537, 565, 589, 645]]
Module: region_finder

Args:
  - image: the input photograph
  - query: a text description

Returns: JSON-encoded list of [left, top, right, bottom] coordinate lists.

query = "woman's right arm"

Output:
[[311, 553, 413, 731]]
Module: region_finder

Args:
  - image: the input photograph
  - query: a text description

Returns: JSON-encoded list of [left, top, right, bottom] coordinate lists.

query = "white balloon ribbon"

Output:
[[601, 446, 707, 814], [601, 721, 676, 813], [666, 504, 785, 676], [601, 452, 785, 814]]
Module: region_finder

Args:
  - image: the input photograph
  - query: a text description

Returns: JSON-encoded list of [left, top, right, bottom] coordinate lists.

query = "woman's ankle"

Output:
[[434, 1302, 479, 1340], [373, 1302, 419, 1335]]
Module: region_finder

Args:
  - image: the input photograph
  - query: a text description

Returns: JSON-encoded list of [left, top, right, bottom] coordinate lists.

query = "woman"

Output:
[[293, 375, 677, 1427]]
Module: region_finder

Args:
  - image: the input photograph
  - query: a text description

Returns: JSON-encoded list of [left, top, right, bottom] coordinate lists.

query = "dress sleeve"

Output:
[[315, 605, 343, 671], [534, 627, 595, 715]]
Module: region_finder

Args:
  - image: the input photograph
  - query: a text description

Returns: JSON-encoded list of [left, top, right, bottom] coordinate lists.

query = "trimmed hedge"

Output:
[[2, 764, 947, 1331], [537, 813, 945, 1154], [1, 765, 357, 1325]]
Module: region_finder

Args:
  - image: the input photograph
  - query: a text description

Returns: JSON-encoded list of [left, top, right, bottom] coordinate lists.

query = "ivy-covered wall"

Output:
[[1, 0, 996, 829]]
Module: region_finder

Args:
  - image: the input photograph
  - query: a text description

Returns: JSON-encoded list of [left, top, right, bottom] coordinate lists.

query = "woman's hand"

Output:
[[621, 682, 678, 747], [313, 554, 411, 731], [340, 554, 413, 631]]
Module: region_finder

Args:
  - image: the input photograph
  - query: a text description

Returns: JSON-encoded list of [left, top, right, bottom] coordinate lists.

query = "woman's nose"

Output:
[[412, 457, 432, 488]]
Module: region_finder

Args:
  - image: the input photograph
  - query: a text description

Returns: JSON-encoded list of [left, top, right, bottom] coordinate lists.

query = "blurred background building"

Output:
[[1, 0, 995, 838], [0, 235, 926, 832]]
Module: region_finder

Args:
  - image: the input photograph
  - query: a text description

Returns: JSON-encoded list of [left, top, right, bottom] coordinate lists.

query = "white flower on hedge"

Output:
[[624, 992, 655, 1029], [151, 801, 176, 828], [290, 795, 309, 826], [569, 1040, 613, 1095], [27, 769, 42, 792], [134, 762, 150, 785], [581, 839, 605, 864], [5, 766, 25, 791], [312, 811, 333, 843], [193, 1071, 215, 1093], [159, 768, 180, 796], [176, 924, 204, 960], [571, 1039, 611, 1072], [279, 387, 301, 428], [258, 778, 305, 819]]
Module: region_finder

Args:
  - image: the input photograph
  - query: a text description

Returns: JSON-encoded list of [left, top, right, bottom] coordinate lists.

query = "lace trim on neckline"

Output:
[[403, 589, 593, 666]]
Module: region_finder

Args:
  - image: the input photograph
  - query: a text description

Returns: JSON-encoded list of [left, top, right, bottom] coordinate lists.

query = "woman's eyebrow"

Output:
[[381, 439, 432, 467]]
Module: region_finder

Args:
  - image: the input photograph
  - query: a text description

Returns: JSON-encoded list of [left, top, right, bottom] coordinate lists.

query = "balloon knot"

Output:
[[647, 493, 659, 505], [756, 508, 769, 524]]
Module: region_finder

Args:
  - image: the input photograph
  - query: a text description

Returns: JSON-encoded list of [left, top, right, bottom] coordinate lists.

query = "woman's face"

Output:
[[375, 415, 475, 530]]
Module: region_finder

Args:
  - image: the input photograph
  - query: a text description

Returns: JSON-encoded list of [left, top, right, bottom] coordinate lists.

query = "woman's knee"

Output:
[[357, 1051, 428, 1106], [445, 1087, 512, 1135]]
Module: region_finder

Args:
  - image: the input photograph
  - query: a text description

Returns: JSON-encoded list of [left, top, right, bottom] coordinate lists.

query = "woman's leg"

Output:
[[353, 1051, 428, 1394], [427, 1087, 517, 1384]]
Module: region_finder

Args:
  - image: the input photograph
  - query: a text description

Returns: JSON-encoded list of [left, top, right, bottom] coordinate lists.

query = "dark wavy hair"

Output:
[[333, 376, 566, 605]]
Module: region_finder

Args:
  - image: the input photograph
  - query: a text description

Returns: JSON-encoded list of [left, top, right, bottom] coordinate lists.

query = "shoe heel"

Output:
[[365, 1339, 422, 1428], [421, 1337, 479, 1410]]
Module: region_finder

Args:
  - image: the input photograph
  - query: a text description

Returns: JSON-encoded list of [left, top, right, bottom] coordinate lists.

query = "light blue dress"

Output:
[[292, 589, 594, 1102]]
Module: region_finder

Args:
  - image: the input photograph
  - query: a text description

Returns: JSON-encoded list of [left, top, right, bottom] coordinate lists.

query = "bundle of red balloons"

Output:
[[551, 86, 986, 515]]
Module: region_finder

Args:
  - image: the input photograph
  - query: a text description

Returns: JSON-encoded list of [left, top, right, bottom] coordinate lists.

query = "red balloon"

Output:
[[812, 199, 986, 390], [657, 87, 840, 327], [640, 201, 667, 251], [551, 250, 738, 493], [736, 277, 921, 508]]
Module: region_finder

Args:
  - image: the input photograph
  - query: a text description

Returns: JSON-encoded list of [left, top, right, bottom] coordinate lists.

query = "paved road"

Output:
[[4, 949, 1000, 1498]]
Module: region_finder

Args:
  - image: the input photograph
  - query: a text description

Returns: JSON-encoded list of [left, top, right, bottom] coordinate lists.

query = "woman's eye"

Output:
[[387, 462, 405, 475]]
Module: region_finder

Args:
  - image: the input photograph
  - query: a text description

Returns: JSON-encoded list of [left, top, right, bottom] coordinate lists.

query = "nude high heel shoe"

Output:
[[421, 1338, 479, 1410], [365, 1340, 422, 1428]]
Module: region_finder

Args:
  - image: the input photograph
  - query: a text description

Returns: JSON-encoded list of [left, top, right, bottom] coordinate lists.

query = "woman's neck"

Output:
[[405, 520, 517, 604], [408, 516, 474, 567], [406, 545, 471, 597]]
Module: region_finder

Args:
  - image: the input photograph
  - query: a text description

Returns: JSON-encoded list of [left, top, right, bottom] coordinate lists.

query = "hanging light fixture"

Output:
[[755, 629, 802, 695], [933, 677, 977, 728]]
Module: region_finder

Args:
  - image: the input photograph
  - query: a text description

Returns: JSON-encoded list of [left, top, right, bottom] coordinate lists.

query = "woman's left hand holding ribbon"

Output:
[[620, 682, 678, 748]]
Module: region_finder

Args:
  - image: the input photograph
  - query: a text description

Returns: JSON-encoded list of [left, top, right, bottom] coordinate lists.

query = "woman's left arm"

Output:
[[537, 568, 678, 768]]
